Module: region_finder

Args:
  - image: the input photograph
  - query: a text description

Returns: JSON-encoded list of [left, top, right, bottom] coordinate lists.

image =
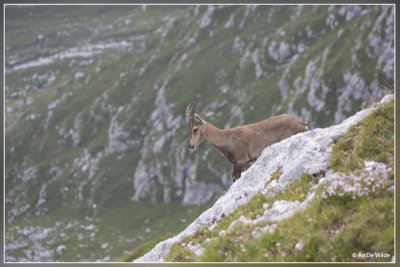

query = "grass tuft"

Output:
[[329, 99, 394, 173]]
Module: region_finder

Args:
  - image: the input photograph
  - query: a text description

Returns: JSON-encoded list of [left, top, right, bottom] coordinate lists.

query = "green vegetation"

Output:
[[178, 187, 393, 262], [5, 4, 394, 262], [166, 172, 318, 261], [268, 166, 282, 182], [119, 232, 176, 262], [329, 99, 394, 176]]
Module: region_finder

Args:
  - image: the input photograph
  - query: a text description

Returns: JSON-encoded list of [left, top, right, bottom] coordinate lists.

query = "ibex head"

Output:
[[186, 103, 206, 150]]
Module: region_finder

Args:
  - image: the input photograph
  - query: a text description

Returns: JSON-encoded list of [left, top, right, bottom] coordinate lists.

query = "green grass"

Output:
[[269, 166, 282, 182], [185, 187, 393, 262], [166, 172, 318, 261], [329, 99, 394, 175], [119, 232, 176, 262]]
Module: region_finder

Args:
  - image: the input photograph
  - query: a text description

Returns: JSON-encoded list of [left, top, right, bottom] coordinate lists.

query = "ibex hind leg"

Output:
[[232, 165, 239, 182], [232, 173, 239, 183], [232, 164, 246, 183]]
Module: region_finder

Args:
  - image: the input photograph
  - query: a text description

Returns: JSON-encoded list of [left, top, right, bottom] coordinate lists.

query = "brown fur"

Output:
[[186, 104, 308, 182]]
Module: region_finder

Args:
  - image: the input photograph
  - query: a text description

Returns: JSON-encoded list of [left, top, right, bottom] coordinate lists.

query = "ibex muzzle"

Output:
[[185, 103, 308, 183]]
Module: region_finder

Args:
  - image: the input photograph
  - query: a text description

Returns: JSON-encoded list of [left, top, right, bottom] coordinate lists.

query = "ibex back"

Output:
[[185, 103, 308, 182]]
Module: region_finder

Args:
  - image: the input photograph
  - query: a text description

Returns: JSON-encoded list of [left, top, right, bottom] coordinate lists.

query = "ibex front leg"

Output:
[[232, 163, 246, 182]]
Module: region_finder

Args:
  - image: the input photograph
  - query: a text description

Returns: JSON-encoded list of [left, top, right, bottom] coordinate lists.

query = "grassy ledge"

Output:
[[329, 100, 394, 177]]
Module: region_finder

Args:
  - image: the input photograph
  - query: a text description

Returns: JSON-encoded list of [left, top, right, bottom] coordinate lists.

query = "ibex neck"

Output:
[[205, 121, 227, 149]]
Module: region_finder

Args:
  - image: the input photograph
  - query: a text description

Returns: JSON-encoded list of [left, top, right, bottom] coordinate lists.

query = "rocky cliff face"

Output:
[[135, 94, 394, 262], [5, 5, 394, 262]]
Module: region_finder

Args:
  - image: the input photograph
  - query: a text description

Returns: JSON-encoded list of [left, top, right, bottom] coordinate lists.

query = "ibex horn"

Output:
[[185, 103, 196, 125]]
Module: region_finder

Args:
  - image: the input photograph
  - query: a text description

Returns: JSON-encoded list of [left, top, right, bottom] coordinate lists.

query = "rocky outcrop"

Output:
[[134, 94, 393, 262]]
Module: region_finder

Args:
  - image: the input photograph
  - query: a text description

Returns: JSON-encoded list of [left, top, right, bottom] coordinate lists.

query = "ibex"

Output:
[[185, 103, 308, 182]]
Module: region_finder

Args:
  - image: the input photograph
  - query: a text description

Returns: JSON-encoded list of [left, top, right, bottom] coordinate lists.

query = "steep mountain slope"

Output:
[[136, 94, 394, 262], [4, 5, 394, 262]]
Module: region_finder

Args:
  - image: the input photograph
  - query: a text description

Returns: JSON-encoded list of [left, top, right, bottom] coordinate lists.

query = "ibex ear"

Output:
[[194, 113, 203, 124]]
